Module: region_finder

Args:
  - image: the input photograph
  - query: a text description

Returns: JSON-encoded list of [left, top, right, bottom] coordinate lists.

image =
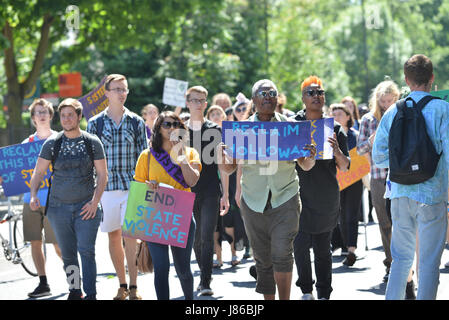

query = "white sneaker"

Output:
[[444, 261, 449, 268], [301, 293, 315, 300]]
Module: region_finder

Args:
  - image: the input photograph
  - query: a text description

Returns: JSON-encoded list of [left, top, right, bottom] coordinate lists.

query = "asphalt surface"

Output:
[[1, 217, 449, 302]]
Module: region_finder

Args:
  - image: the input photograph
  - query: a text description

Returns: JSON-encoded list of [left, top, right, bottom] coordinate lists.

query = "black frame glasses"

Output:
[[235, 106, 247, 113]]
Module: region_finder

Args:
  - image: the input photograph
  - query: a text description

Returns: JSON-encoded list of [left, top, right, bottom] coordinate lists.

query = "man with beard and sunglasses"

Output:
[[290, 76, 350, 300]]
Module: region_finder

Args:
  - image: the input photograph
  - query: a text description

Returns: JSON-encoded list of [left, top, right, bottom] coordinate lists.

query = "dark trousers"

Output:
[[193, 195, 220, 285], [294, 230, 333, 299], [339, 180, 363, 248]]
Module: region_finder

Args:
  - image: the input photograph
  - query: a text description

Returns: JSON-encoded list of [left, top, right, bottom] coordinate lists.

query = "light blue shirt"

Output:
[[372, 91, 449, 205]]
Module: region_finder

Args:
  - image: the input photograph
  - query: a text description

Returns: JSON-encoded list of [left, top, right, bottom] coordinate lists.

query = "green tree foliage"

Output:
[[2, 0, 449, 137]]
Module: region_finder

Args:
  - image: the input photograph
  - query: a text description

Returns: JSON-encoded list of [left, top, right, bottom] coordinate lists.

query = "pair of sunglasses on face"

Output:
[[304, 89, 325, 97], [161, 121, 182, 129], [256, 89, 278, 98], [235, 106, 247, 113]]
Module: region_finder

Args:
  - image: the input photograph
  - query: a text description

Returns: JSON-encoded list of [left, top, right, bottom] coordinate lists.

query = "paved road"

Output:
[[1, 217, 449, 301]]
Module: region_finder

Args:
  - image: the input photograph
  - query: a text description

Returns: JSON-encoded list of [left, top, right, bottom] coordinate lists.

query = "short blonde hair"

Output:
[[186, 86, 208, 100], [105, 74, 127, 90], [58, 98, 83, 116], [29, 98, 54, 127], [29, 98, 54, 118]]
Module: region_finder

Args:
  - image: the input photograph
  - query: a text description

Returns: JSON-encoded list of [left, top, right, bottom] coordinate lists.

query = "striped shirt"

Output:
[[87, 107, 148, 191], [357, 111, 388, 179]]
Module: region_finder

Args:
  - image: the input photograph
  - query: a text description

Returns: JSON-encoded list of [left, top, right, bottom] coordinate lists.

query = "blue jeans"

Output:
[[47, 199, 102, 297], [147, 217, 196, 300], [386, 198, 448, 300]]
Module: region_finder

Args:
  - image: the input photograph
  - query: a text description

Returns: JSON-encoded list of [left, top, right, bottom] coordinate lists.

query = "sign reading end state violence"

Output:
[[122, 181, 195, 248]]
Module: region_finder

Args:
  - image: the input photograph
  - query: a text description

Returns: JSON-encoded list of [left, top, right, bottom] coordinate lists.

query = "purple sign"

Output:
[[79, 76, 108, 120]]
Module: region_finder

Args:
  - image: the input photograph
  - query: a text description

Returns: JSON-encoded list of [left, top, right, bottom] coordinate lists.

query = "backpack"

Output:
[[44, 131, 95, 215], [388, 95, 442, 185]]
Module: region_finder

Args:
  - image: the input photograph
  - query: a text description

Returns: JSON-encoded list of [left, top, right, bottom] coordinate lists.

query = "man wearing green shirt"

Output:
[[219, 79, 316, 300]]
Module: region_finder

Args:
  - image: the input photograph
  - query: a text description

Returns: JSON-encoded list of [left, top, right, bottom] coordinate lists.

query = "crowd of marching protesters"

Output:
[[4, 53, 449, 301]]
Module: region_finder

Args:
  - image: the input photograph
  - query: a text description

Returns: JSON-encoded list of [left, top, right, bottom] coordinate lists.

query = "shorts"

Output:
[[22, 203, 58, 243], [100, 190, 129, 233]]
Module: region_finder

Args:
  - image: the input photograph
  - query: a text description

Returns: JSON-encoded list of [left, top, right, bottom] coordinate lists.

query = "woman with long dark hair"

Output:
[[134, 111, 201, 300]]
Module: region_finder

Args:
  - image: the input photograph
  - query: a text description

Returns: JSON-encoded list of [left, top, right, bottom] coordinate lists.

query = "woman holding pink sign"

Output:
[[134, 111, 201, 300]]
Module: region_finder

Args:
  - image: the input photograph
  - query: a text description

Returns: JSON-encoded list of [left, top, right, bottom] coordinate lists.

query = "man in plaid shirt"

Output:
[[87, 74, 148, 300], [357, 80, 400, 283]]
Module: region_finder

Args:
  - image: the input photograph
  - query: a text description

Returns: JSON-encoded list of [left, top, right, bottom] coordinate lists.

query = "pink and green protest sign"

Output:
[[122, 181, 195, 248]]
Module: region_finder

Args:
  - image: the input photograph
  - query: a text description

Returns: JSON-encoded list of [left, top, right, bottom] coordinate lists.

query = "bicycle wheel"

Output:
[[13, 218, 38, 277]]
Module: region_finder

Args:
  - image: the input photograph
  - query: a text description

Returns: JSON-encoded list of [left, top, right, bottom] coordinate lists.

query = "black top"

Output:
[[292, 110, 350, 234], [188, 120, 222, 198]]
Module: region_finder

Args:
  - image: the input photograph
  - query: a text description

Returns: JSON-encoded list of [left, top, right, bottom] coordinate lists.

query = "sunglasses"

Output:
[[161, 121, 182, 129], [235, 106, 247, 113], [256, 89, 278, 98], [305, 89, 325, 97]]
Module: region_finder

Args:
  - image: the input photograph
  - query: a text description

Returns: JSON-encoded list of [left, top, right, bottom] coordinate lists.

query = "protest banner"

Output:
[[122, 181, 195, 248], [162, 78, 188, 108], [336, 147, 370, 190], [221, 121, 311, 161], [0, 140, 52, 197], [78, 76, 108, 120], [311, 118, 334, 160], [431, 89, 449, 103]]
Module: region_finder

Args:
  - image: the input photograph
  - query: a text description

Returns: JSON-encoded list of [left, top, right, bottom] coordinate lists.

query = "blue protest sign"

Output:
[[310, 118, 334, 160], [221, 121, 311, 161], [0, 140, 52, 197]]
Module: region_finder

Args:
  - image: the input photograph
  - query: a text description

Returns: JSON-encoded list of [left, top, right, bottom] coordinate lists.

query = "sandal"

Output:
[[213, 259, 223, 268], [231, 255, 240, 266]]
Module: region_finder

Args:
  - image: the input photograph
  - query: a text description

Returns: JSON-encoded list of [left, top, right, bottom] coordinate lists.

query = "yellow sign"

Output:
[[337, 147, 370, 191]]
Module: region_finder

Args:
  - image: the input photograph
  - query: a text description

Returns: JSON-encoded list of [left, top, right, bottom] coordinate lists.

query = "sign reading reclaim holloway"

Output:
[[0, 140, 52, 197], [221, 121, 312, 161]]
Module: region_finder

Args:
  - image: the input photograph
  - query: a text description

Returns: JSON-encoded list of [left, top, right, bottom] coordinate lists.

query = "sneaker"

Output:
[[113, 287, 130, 300], [199, 285, 214, 296], [83, 295, 97, 300], [301, 293, 315, 300], [198, 280, 214, 296], [129, 287, 142, 300], [28, 283, 51, 298], [405, 280, 416, 300], [67, 290, 83, 300]]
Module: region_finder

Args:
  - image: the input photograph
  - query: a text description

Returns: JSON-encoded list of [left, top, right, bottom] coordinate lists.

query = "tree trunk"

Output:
[[3, 14, 54, 132]]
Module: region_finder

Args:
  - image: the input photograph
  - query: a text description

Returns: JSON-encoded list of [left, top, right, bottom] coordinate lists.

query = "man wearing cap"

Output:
[[219, 79, 316, 300]]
